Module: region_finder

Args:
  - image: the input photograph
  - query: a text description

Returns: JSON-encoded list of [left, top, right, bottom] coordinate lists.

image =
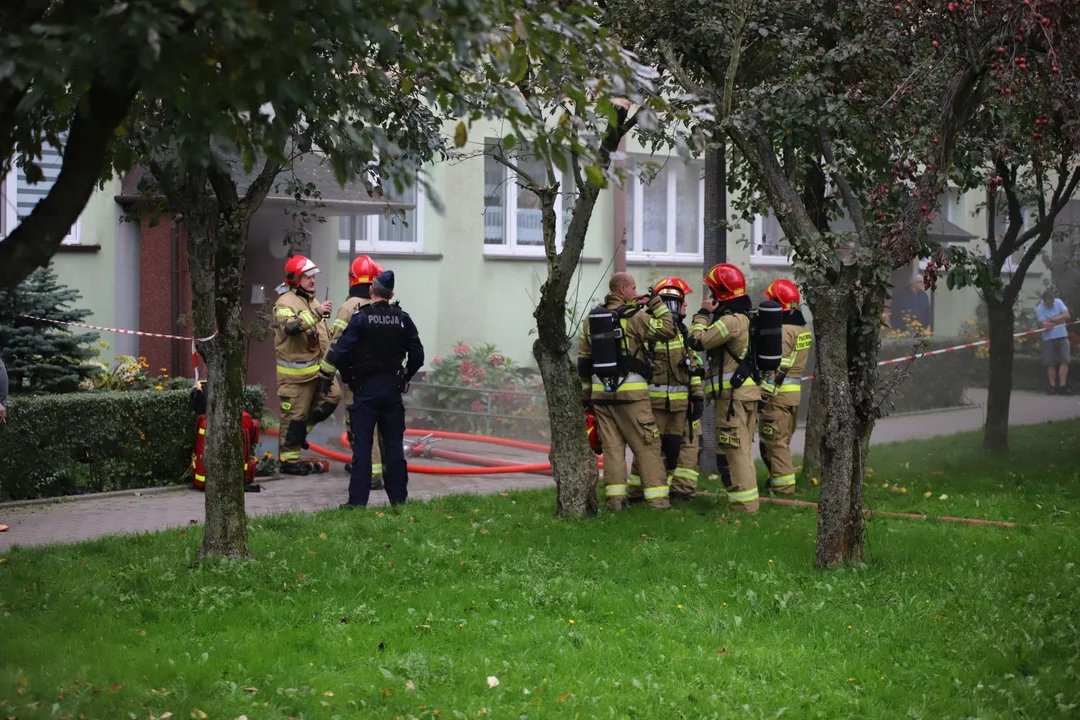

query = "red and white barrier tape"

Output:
[[17, 314, 219, 383], [802, 320, 1080, 381]]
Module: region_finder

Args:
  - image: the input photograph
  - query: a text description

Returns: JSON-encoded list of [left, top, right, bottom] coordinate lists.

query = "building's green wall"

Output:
[[53, 141, 1062, 373], [48, 177, 127, 361]]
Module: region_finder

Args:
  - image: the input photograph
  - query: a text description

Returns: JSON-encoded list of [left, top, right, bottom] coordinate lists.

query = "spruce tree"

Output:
[[0, 265, 101, 393]]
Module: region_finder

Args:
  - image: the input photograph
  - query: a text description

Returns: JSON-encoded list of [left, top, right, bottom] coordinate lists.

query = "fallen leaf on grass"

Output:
[[406, 681, 416, 691], [139, 630, 147, 637], [160, 713, 173, 720], [320, 701, 329, 707], [380, 688, 393, 697], [108, 684, 123, 692], [487, 676, 500, 688], [557, 692, 571, 702], [716, 647, 727, 657], [243, 687, 258, 694], [924, 492, 933, 498], [939, 494, 948, 501], [236, 716, 248, 720], [190, 710, 208, 720], [319, 532, 327, 540]]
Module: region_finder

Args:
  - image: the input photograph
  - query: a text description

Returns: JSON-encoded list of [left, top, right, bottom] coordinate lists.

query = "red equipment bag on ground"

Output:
[[191, 412, 261, 490]]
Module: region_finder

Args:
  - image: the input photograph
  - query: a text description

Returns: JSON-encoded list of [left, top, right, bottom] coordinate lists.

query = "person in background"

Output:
[[891, 273, 932, 332], [0, 356, 8, 423], [1035, 289, 1071, 395]]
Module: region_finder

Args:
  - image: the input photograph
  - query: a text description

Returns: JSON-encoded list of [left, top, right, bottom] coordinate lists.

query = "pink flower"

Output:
[[454, 343, 471, 356], [460, 360, 474, 373], [488, 353, 506, 367], [470, 400, 485, 412], [432, 356, 443, 366], [459, 374, 471, 384], [474, 367, 488, 380]]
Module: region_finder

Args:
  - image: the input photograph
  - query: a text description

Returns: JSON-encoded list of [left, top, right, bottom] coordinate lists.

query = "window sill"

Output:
[[370, 251, 442, 260], [626, 255, 705, 267], [56, 244, 101, 253], [484, 252, 603, 264], [750, 255, 793, 267]]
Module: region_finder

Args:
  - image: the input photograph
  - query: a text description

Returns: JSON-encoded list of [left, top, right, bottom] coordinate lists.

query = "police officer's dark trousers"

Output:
[[347, 378, 408, 506]]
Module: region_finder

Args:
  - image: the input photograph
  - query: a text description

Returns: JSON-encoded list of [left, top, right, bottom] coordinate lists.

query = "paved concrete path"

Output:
[[1, 389, 1076, 552]]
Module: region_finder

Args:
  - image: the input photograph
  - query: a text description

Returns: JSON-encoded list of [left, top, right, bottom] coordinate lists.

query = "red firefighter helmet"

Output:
[[349, 255, 384, 287], [653, 277, 693, 300], [585, 407, 602, 456], [704, 263, 747, 302], [764, 278, 801, 311], [284, 255, 320, 288]]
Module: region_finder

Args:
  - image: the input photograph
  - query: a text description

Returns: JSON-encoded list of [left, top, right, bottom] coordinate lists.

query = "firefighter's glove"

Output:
[[689, 397, 704, 422], [646, 294, 668, 315], [317, 372, 334, 397]]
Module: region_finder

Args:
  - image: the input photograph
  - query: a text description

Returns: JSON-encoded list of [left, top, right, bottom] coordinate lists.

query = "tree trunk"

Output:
[[699, 143, 727, 474], [532, 180, 601, 518], [534, 338, 599, 517], [189, 209, 254, 561], [983, 295, 1015, 451], [802, 373, 826, 480], [199, 336, 251, 560], [811, 286, 877, 568]]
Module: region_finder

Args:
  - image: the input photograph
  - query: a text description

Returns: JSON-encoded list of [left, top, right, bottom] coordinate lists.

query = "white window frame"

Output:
[[337, 177, 425, 254], [1, 172, 13, 238], [750, 211, 795, 266], [6, 144, 80, 245], [624, 156, 705, 262], [483, 153, 567, 258]]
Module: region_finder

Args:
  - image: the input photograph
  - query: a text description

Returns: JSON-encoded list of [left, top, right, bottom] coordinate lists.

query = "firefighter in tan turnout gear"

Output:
[[758, 279, 812, 495], [325, 255, 386, 488], [688, 263, 764, 512], [578, 272, 677, 511], [626, 277, 706, 501], [273, 255, 342, 475]]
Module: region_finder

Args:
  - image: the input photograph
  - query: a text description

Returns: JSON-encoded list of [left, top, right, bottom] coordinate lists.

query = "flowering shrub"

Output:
[[410, 342, 549, 441], [81, 350, 192, 393]]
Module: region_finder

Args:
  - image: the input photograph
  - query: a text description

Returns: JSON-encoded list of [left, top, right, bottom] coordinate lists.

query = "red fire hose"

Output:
[[261, 427, 566, 475]]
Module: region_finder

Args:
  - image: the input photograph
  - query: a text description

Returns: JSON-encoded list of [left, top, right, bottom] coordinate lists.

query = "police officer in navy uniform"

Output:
[[319, 270, 424, 508]]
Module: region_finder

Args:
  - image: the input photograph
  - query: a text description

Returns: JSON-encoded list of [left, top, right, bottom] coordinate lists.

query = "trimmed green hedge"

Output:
[[0, 386, 266, 502]]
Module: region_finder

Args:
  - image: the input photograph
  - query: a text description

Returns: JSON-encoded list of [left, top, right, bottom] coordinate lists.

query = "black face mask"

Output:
[[349, 284, 371, 300]]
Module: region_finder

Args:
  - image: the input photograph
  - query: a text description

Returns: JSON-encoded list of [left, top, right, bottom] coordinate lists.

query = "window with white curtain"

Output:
[[6, 142, 80, 244], [483, 144, 572, 256], [624, 155, 703, 260], [337, 176, 424, 254]]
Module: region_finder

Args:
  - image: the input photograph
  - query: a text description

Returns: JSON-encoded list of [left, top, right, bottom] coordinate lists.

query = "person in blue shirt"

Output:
[[1035, 290, 1071, 394], [319, 270, 424, 508]]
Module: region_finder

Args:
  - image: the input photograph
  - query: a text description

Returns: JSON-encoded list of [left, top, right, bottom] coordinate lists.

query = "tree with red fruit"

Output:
[[942, 3, 1080, 452], [610, 0, 1059, 566]]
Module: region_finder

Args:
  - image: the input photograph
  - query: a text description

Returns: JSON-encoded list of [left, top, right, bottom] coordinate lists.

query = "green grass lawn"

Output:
[[2, 421, 1079, 719]]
